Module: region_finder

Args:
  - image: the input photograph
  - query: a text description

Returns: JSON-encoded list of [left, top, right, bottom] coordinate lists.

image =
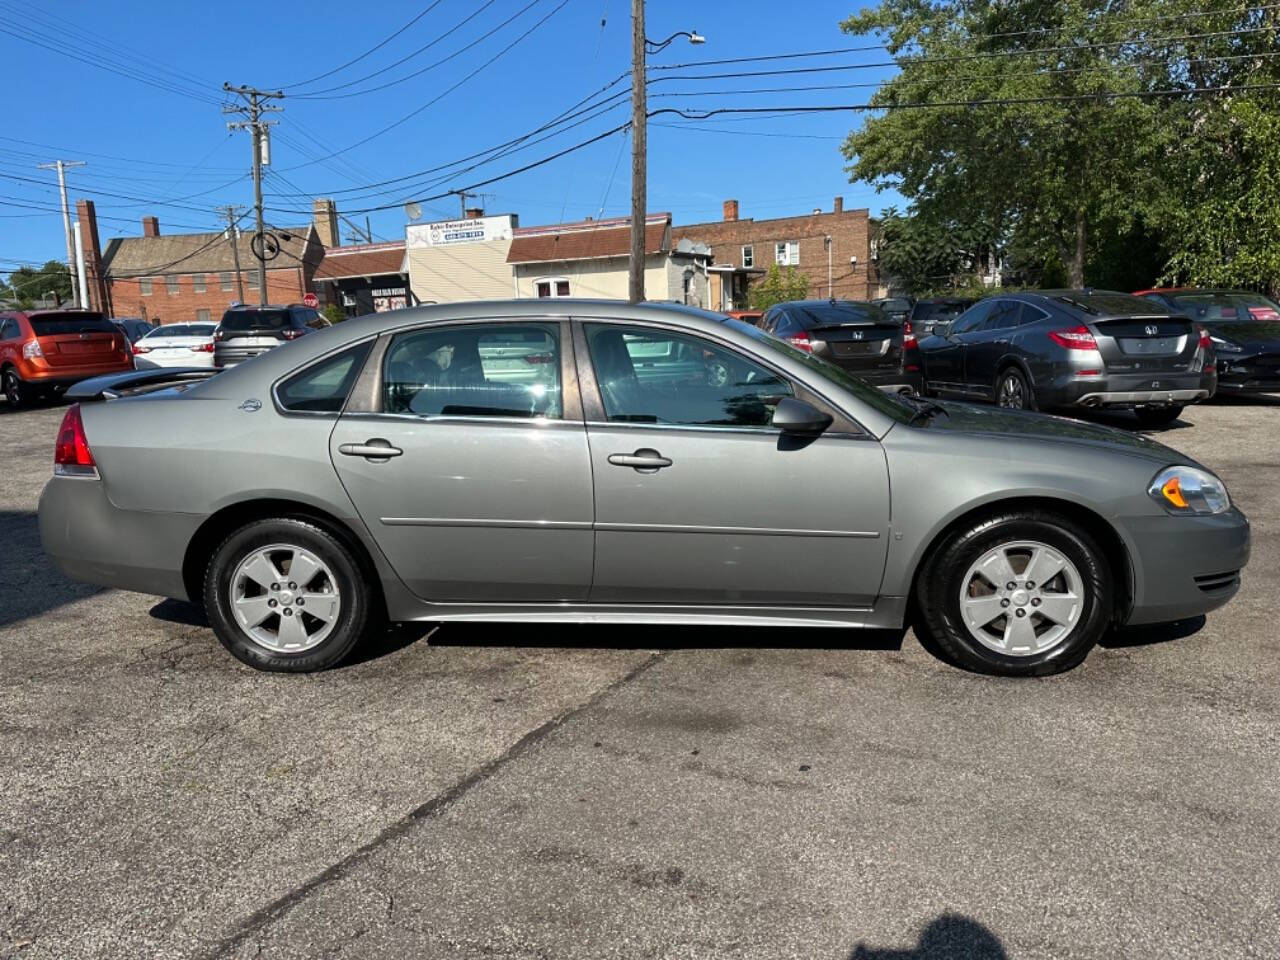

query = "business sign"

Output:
[[407, 214, 514, 248]]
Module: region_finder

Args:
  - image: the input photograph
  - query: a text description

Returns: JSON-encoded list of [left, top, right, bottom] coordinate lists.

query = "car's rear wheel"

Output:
[[1134, 404, 1183, 428], [996, 367, 1034, 410], [915, 511, 1112, 676], [3, 368, 28, 409], [204, 518, 375, 672]]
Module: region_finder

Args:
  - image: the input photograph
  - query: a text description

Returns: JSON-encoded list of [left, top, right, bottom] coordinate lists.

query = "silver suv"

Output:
[[213, 305, 328, 368]]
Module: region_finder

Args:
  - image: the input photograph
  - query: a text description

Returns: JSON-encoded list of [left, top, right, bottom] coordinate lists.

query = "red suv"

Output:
[[0, 309, 134, 409]]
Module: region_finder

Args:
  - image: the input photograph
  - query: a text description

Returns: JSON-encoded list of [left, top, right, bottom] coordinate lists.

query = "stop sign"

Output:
[[303, 292, 319, 309]]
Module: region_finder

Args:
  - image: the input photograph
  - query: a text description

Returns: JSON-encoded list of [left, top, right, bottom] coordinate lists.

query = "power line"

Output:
[[277, 0, 448, 89]]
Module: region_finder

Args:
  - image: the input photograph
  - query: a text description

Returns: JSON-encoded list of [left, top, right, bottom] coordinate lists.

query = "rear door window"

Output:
[[382, 322, 562, 419], [276, 342, 372, 414], [950, 301, 994, 335]]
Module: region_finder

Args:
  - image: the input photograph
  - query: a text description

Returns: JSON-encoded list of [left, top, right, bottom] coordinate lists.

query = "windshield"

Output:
[[726, 319, 914, 425], [28, 312, 116, 335], [220, 308, 292, 331], [1167, 291, 1280, 323]]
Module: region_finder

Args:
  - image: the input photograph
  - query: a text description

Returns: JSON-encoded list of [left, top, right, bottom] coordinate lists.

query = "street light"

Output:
[[630, 4, 707, 303]]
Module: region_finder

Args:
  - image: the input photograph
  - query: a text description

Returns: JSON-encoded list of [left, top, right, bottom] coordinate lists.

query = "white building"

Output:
[[405, 212, 517, 303]]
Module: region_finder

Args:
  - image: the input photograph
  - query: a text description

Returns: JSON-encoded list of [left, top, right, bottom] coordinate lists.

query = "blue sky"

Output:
[[0, 0, 900, 270]]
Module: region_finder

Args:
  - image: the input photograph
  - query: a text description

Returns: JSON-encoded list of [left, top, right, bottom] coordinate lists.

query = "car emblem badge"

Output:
[[238, 398, 262, 412], [850, 330, 864, 340], [1145, 324, 1158, 336]]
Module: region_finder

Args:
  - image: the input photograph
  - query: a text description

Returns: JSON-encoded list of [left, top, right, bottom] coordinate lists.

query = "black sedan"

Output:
[[1136, 288, 1280, 394], [918, 290, 1217, 427]]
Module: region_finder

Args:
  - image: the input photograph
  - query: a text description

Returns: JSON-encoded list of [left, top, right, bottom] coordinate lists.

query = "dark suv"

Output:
[[917, 290, 1217, 426], [213, 304, 328, 368], [760, 299, 923, 394]]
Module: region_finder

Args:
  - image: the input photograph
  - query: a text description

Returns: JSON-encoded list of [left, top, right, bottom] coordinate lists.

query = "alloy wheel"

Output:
[[958, 540, 1084, 657], [998, 373, 1025, 409], [230, 543, 341, 653]]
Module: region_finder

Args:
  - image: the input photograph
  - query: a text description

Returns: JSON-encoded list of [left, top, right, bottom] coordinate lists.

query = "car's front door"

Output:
[[329, 318, 594, 602], [963, 299, 1019, 398], [577, 320, 891, 607], [924, 301, 992, 395]]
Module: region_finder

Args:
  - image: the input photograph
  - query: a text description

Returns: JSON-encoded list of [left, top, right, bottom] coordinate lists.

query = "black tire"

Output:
[[3, 367, 28, 409], [995, 366, 1035, 410], [914, 510, 1112, 676], [203, 518, 377, 672], [1134, 405, 1183, 428]]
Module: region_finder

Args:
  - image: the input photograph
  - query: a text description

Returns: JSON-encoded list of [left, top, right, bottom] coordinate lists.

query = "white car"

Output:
[[131, 323, 217, 369]]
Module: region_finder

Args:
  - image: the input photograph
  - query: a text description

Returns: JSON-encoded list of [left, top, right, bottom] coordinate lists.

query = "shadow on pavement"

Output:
[[1101, 615, 1206, 649], [1210, 391, 1280, 406], [431, 620, 906, 653], [849, 914, 1007, 959], [0, 509, 101, 627]]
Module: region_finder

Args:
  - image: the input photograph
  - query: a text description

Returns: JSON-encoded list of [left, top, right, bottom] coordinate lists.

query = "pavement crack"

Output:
[[198, 648, 669, 960]]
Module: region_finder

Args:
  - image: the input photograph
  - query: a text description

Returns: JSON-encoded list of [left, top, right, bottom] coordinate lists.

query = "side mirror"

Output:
[[772, 397, 833, 434]]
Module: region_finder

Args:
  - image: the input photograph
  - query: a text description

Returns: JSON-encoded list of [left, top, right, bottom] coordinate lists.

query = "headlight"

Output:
[[1149, 465, 1231, 515], [1210, 335, 1243, 354]]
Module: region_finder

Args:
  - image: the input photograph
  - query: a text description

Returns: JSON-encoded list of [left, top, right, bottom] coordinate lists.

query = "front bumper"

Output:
[[1122, 506, 1251, 625], [1215, 354, 1280, 392], [39, 475, 200, 600]]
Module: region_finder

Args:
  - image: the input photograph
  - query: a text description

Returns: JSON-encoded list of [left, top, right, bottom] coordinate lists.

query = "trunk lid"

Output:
[[1090, 315, 1197, 374], [812, 320, 905, 371]]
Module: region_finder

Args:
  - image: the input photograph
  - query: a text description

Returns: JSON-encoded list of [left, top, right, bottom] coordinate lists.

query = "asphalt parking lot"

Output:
[[2, 398, 1278, 960]]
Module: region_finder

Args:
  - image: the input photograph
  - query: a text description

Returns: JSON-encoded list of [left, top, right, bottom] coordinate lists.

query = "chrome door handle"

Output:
[[995, 338, 1010, 345], [608, 448, 672, 472], [339, 439, 403, 460]]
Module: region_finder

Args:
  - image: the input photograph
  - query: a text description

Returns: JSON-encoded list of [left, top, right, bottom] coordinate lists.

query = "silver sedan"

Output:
[[39, 301, 1250, 676]]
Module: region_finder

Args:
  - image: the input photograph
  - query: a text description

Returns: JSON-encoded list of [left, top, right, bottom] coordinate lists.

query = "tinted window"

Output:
[[789, 301, 887, 330], [147, 325, 191, 338], [277, 342, 372, 414], [1167, 291, 1280, 323], [190, 324, 217, 336], [986, 301, 1021, 331], [1, 319, 16, 340], [383, 323, 562, 419], [1015, 302, 1048, 326], [220, 308, 291, 331], [586, 324, 793, 428], [910, 300, 972, 324], [27, 312, 116, 335], [950, 302, 994, 335], [1052, 292, 1165, 316]]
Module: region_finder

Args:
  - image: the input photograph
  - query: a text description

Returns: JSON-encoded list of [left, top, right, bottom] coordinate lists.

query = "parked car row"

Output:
[[749, 287, 1280, 428], [2, 303, 328, 407]]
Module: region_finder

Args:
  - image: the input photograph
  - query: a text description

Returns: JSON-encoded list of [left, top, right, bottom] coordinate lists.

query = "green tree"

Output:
[[0, 260, 73, 307], [321, 304, 347, 325], [749, 263, 810, 309], [840, 0, 1174, 288]]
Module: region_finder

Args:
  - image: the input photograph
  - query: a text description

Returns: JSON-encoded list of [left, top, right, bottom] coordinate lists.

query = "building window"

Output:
[[196, 309, 211, 324], [742, 245, 753, 268], [166, 275, 180, 295], [535, 278, 571, 298], [220, 272, 233, 291], [247, 272, 259, 290], [139, 277, 153, 296], [775, 242, 799, 266], [192, 274, 206, 293]]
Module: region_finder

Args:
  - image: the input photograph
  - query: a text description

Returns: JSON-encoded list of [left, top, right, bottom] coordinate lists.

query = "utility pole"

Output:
[[628, 0, 646, 304], [223, 83, 282, 305], [37, 159, 86, 308], [217, 204, 247, 303], [451, 190, 478, 218]]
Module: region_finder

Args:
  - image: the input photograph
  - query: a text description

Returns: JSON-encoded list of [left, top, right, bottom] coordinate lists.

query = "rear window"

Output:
[[28, 312, 116, 336], [1052, 292, 1167, 316], [190, 324, 217, 336], [276, 342, 372, 413], [220, 308, 293, 331], [791, 301, 888, 330], [147, 324, 190, 338], [877, 299, 912, 312], [1167, 292, 1280, 323]]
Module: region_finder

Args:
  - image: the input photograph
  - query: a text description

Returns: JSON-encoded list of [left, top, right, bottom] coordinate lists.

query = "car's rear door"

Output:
[[577, 318, 890, 607], [329, 317, 594, 602], [962, 299, 1020, 397]]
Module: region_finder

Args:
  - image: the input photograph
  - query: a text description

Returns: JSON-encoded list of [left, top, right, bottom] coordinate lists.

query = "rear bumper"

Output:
[[38, 475, 199, 600], [848, 368, 924, 395], [135, 352, 215, 370], [18, 360, 135, 388], [1038, 370, 1210, 409], [1122, 507, 1251, 625]]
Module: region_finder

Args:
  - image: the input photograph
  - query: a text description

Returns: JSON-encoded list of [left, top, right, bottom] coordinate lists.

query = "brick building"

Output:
[[76, 200, 325, 325], [313, 240, 410, 317], [674, 198, 882, 310]]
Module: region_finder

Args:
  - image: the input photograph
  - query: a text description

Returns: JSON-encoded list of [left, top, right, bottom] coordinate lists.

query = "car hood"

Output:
[[1207, 321, 1280, 351], [920, 400, 1186, 462]]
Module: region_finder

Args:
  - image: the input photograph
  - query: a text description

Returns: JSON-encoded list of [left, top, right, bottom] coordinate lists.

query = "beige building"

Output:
[[507, 214, 710, 305], [405, 212, 517, 303]]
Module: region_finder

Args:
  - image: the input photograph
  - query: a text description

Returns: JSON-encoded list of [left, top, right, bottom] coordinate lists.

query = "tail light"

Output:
[[902, 319, 917, 350], [133, 343, 151, 354], [1048, 325, 1098, 350], [22, 340, 43, 359], [280, 328, 306, 340], [785, 331, 813, 352], [190, 342, 215, 353], [54, 404, 97, 476]]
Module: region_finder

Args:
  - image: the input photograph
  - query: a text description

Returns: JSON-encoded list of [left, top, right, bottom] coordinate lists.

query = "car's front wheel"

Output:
[[915, 511, 1112, 676], [1134, 404, 1183, 428], [204, 518, 376, 672]]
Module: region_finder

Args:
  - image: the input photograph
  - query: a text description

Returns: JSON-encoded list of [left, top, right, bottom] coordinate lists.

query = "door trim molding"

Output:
[[595, 521, 881, 538], [380, 516, 592, 530]]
